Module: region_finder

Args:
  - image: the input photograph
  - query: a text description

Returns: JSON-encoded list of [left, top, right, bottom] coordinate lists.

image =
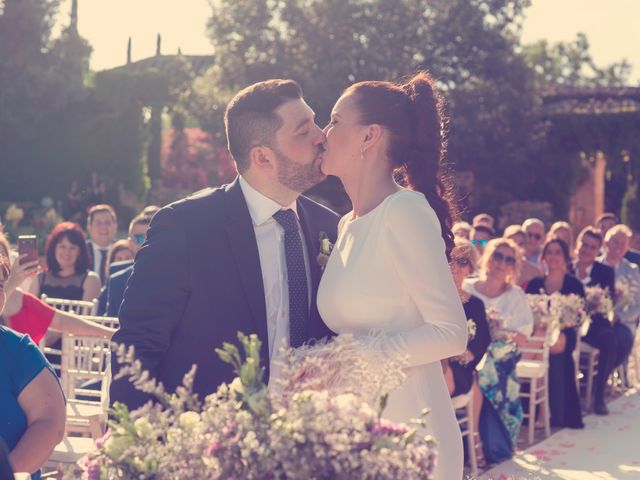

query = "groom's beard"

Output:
[[272, 146, 325, 193]]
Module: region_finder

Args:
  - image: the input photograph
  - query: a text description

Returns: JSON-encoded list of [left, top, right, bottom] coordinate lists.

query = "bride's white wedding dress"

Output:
[[317, 189, 467, 479]]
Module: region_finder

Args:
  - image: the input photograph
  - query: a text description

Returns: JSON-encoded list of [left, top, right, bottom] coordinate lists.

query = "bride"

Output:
[[317, 72, 468, 479]]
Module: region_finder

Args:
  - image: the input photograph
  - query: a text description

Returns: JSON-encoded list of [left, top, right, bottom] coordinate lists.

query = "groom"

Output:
[[110, 80, 339, 410]]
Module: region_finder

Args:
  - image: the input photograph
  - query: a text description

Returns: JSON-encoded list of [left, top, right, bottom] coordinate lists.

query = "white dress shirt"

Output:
[[90, 241, 112, 275], [238, 176, 312, 379], [574, 261, 594, 286]]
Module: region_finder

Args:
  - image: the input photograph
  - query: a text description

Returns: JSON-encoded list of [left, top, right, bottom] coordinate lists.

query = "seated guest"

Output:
[[526, 238, 584, 429], [573, 226, 617, 415], [0, 234, 114, 343], [522, 218, 545, 265], [548, 221, 574, 251], [443, 240, 491, 459], [473, 213, 495, 230], [97, 209, 157, 316], [463, 238, 534, 463], [86, 204, 118, 285], [504, 224, 544, 288], [104, 239, 135, 279], [596, 212, 618, 240], [601, 225, 639, 367], [29, 222, 100, 302], [471, 224, 494, 256], [453, 221, 472, 240], [0, 254, 66, 480]]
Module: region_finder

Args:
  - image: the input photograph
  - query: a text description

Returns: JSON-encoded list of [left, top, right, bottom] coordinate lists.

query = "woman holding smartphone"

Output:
[[28, 222, 100, 302]]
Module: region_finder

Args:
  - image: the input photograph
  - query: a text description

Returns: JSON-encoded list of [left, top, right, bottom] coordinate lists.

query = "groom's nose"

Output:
[[312, 124, 326, 145]]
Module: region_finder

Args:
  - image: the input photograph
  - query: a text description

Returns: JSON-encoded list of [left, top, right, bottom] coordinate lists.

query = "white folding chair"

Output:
[[60, 316, 117, 439], [516, 327, 552, 446], [452, 390, 479, 476], [38, 296, 98, 372]]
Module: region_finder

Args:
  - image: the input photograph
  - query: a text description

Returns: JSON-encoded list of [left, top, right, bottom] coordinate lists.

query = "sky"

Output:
[[55, 0, 640, 83]]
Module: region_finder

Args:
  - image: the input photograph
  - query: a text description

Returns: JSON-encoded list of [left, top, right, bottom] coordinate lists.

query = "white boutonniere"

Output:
[[316, 231, 334, 271]]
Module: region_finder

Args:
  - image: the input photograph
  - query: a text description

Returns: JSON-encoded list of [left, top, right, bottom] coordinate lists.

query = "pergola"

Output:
[[541, 86, 640, 232]]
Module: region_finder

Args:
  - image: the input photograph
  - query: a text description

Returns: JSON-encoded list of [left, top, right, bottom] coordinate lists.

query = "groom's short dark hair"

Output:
[[224, 79, 303, 173]]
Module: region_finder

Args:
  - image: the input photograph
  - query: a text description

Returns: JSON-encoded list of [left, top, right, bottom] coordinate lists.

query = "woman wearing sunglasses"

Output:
[[0, 253, 66, 479], [442, 240, 491, 463], [526, 238, 584, 429], [462, 238, 534, 464]]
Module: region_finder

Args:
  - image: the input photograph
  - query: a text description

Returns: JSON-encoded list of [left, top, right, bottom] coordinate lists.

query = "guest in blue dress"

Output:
[[1, 255, 66, 479]]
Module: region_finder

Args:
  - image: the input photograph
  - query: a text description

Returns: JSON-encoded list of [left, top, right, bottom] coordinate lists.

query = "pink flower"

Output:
[[206, 440, 223, 456]]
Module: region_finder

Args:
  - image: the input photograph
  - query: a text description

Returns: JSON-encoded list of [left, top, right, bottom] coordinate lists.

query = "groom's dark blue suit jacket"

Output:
[[110, 177, 339, 410]]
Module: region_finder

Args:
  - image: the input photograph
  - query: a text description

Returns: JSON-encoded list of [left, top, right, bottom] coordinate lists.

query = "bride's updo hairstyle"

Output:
[[344, 71, 457, 258]]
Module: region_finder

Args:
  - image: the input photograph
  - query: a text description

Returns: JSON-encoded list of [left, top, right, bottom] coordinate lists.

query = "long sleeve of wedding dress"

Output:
[[317, 189, 466, 480], [379, 191, 468, 366]]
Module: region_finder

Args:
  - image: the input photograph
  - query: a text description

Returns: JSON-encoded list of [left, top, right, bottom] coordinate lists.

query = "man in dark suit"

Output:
[[110, 80, 339, 410], [573, 226, 617, 415], [86, 204, 118, 285]]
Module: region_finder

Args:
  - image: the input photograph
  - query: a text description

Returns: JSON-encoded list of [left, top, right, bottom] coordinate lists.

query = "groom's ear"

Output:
[[248, 146, 275, 172]]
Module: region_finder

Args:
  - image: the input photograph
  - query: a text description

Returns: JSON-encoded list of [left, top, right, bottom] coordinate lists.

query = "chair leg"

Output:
[[529, 378, 536, 446], [586, 355, 594, 412], [466, 395, 477, 476], [544, 374, 551, 438]]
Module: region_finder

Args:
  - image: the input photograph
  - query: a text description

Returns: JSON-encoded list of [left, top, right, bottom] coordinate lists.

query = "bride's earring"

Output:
[[360, 145, 365, 161]]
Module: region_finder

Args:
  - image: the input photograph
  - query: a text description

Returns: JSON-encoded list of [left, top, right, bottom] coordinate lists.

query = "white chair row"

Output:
[[37, 297, 118, 471]]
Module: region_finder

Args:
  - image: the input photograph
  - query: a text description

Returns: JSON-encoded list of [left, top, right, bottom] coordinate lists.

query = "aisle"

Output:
[[478, 388, 640, 479]]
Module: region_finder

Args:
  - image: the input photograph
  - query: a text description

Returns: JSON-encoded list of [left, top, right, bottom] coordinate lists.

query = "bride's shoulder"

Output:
[[383, 189, 438, 227]]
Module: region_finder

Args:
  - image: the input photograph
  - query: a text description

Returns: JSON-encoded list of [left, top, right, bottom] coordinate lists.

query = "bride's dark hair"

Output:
[[344, 71, 457, 258]]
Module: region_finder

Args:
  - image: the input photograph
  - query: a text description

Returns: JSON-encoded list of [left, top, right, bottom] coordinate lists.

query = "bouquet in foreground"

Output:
[[73, 333, 437, 480]]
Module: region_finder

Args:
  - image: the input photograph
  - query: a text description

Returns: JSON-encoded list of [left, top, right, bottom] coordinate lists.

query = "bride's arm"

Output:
[[380, 193, 467, 367]]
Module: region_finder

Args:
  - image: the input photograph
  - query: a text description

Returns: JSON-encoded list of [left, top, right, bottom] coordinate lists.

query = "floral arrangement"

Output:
[[584, 285, 614, 322], [486, 306, 507, 342], [4, 203, 24, 227], [526, 293, 559, 329], [73, 334, 437, 480], [466, 319, 477, 341], [550, 293, 589, 331], [615, 278, 640, 314]]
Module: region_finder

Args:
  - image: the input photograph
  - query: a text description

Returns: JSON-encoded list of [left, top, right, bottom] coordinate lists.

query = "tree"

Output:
[[622, 183, 640, 232], [522, 33, 633, 89], [193, 0, 540, 212]]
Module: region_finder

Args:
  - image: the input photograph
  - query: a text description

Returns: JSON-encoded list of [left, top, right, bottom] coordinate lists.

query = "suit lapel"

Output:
[[223, 178, 269, 366]]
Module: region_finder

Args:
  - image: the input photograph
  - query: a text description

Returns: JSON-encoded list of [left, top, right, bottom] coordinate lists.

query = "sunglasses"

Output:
[[451, 257, 471, 267], [528, 232, 542, 241], [492, 251, 516, 266], [132, 234, 146, 245], [471, 239, 488, 247]]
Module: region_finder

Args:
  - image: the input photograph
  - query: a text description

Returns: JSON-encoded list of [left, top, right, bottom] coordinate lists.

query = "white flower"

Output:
[[104, 427, 134, 461], [133, 417, 153, 438], [229, 377, 244, 395], [179, 411, 200, 431]]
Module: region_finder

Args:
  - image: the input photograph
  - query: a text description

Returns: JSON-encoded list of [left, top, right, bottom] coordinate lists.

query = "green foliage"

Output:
[[622, 183, 640, 231], [522, 33, 633, 89], [193, 0, 543, 211]]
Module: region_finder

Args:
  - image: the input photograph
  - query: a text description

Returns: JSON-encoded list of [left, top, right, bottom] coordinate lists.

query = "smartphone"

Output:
[[17, 235, 38, 265]]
